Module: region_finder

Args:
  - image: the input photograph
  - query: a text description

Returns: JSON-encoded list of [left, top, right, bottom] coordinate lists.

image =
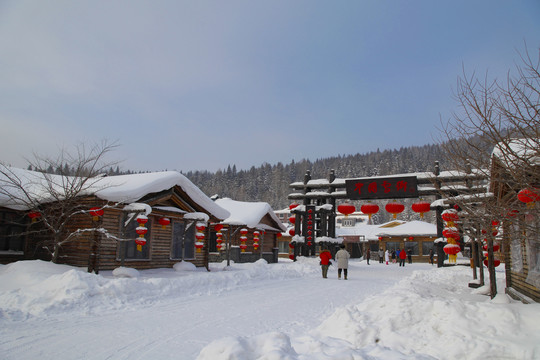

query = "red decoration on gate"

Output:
[[289, 203, 299, 210], [411, 201, 431, 218], [214, 224, 224, 232], [360, 203, 379, 221], [338, 203, 356, 216], [385, 202, 404, 219]]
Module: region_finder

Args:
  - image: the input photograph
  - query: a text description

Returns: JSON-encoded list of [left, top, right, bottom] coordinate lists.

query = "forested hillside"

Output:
[[184, 143, 450, 210]]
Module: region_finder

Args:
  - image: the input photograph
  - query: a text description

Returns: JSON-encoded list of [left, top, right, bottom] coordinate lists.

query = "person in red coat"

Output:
[[399, 247, 407, 267], [319, 247, 332, 278]]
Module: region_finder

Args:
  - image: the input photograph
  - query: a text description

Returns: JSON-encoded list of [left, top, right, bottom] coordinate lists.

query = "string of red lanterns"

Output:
[[195, 222, 206, 253], [135, 215, 148, 252], [253, 231, 260, 251], [240, 228, 248, 252], [441, 209, 460, 263]]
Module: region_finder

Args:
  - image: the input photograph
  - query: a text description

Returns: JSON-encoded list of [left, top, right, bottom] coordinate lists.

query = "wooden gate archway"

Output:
[[287, 161, 487, 265]]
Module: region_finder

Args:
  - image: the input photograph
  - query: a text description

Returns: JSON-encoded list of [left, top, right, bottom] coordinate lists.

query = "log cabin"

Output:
[[0, 167, 229, 272], [490, 139, 540, 303], [209, 197, 287, 263]]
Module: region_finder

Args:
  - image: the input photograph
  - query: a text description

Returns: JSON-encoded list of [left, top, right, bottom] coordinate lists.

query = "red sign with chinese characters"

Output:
[[345, 176, 418, 200]]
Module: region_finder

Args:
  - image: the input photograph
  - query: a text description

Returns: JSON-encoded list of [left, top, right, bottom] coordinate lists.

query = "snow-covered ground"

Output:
[[1, 257, 539, 359]]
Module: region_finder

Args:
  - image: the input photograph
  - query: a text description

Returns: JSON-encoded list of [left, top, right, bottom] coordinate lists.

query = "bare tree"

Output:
[[0, 140, 121, 263], [438, 46, 540, 298]]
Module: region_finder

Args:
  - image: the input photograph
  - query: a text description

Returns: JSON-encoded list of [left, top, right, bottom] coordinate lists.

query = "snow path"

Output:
[[0, 259, 421, 359]]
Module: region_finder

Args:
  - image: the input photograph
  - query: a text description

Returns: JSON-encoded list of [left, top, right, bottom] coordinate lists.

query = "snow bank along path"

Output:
[[1, 258, 409, 359]]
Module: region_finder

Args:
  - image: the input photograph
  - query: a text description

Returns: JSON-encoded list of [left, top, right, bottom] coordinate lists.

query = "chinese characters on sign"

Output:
[[345, 176, 418, 200]]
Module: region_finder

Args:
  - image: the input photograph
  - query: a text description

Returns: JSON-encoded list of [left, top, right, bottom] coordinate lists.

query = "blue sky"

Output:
[[1, 1, 539, 173]]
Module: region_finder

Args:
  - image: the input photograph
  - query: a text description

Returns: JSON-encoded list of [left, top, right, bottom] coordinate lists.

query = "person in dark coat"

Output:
[[319, 248, 332, 278], [366, 248, 371, 265], [407, 248, 413, 264], [399, 248, 407, 267], [429, 249, 434, 265]]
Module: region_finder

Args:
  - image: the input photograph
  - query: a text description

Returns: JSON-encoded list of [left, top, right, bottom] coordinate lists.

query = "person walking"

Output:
[[392, 249, 397, 264], [384, 249, 390, 265], [335, 244, 350, 280], [378, 248, 384, 264], [399, 247, 407, 267], [366, 248, 371, 265], [407, 248, 413, 264], [319, 247, 332, 278], [429, 249, 434, 265]]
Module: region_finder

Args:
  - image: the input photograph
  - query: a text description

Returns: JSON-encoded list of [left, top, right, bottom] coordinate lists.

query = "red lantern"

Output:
[[158, 217, 171, 229], [195, 242, 204, 250], [484, 259, 501, 267], [385, 202, 404, 219], [135, 238, 146, 246], [493, 243, 500, 252], [196, 223, 206, 232], [253, 243, 259, 250], [443, 228, 460, 240], [289, 254, 295, 260], [239, 243, 247, 251], [338, 203, 356, 217], [289, 203, 299, 210], [443, 243, 461, 255], [240, 228, 248, 236], [89, 207, 104, 221], [307, 241, 312, 246], [408, 236, 414, 241], [136, 226, 148, 236], [289, 243, 294, 249], [28, 211, 41, 222], [360, 203, 379, 221], [276, 233, 282, 238], [518, 188, 540, 206], [288, 216, 296, 224], [289, 229, 295, 236], [411, 201, 431, 218], [378, 236, 383, 241], [136, 215, 148, 226], [214, 224, 224, 232], [441, 210, 459, 224]]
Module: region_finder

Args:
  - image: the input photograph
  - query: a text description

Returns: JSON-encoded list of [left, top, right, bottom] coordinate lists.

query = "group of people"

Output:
[[378, 248, 413, 266], [319, 244, 350, 280], [319, 245, 436, 279]]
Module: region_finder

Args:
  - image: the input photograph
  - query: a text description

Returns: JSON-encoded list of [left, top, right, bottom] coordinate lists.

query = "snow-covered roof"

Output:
[[492, 138, 540, 166], [215, 198, 287, 232], [334, 220, 437, 240], [375, 220, 437, 237], [0, 166, 229, 220]]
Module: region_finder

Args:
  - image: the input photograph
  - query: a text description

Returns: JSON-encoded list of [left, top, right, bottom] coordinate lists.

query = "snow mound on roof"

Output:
[[215, 198, 286, 231]]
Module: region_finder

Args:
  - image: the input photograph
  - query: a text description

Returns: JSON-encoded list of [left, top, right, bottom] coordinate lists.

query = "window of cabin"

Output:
[[123, 216, 151, 260], [278, 240, 289, 254], [0, 212, 26, 254], [171, 221, 195, 260], [510, 223, 524, 273], [422, 241, 434, 256], [404, 241, 419, 255], [386, 242, 400, 251], [525, 218, 540, 288]]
